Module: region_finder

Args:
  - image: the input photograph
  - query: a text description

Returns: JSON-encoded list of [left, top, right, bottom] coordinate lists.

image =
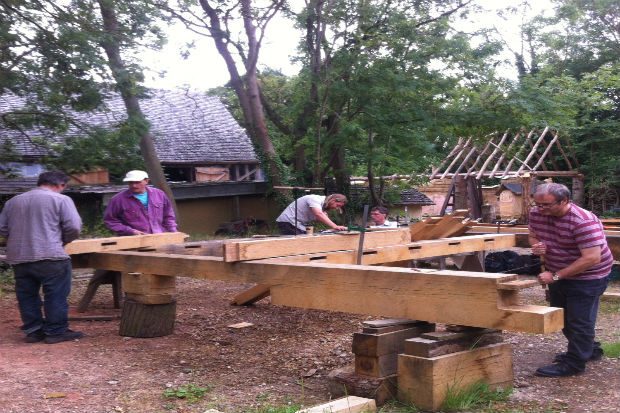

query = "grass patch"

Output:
[[162, 383, 212, 403], [601, 341, 620, 358], [377, 400, 420, 412], [599, 300, 620, 314], [441, 382, 512, 412], [241, 405, 301, 413]]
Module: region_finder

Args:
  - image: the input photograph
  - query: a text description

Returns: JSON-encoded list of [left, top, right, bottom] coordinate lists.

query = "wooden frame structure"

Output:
[[70, 230, 563, 335], [428, 128, 584, 220], [429, 128, 580, 180]]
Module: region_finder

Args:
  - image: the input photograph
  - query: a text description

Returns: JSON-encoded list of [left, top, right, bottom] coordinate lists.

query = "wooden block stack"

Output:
[[328, 319, 434, 405], [353, 319, 435, 377], [397, 328, 512, 412]]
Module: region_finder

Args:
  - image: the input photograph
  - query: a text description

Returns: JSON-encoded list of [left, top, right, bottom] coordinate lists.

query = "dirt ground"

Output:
[[1, 271, 619, 413]]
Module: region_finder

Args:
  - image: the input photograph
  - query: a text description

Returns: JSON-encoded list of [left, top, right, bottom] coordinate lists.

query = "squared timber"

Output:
[[297, 396, 377, 413], [352, 323, 435, 357], [397, 343, 513, 412], [222, 228, 410, 261], [265, 234, 516, 265], [82, 251, 564, 334], [121, 273, 176, 295], [65, 232, 188, 255]]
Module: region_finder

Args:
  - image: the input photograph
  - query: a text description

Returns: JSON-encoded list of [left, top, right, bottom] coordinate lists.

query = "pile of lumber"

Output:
[[409, 210, 471, 241]]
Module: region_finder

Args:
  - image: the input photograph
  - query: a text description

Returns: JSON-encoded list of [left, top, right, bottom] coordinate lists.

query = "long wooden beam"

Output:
[[467, 226, 620, 260], [266, 234, 516, 265], [80, 251, 563, 334], [65, 232, 188, 255], [222, 229, 410, 262]]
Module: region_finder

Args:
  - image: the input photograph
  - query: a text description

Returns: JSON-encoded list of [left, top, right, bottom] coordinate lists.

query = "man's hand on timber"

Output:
[[531, 242, 547, 256], [537, 271, 555, 285], [333, 225, 348, 231], [131, 229, 146, 235]]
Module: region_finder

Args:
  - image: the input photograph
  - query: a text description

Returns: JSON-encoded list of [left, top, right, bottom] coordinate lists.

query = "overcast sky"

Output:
[[141, 1, 555, 90]]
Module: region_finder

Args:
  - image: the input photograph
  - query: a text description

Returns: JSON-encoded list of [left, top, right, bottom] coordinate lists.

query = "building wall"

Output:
[[390, 205, 425, 222], [177, 195, 278, 236], [418, 179, 451, 216]]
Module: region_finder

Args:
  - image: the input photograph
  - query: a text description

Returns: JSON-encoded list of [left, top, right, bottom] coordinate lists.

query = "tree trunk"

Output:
[[96, 0, 178, 218], [119, 299, 176, 337], [199, 0, 282, 186]]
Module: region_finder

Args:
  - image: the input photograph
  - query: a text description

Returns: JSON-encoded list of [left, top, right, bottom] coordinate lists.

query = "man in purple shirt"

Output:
[[104, 170, 177, 235], [529, 183, 612, 377], [90, 171, 177, 300]]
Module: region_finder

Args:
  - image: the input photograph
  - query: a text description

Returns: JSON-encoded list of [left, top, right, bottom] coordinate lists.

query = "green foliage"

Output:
[[44, 125, 144, 180], [162, 383, 212, 403], [601, 341, 620, 358], [0, 264, 15, 297], [441, 382, 512, 412], [241, 404, 301, 413]]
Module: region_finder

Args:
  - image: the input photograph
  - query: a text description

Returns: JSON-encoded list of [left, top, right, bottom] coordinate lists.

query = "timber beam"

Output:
[[65, 232, 189, 255], [467, 226, 620, 260], [80, 251, 563, 334], [266, 234, 516, 265], [222, 228, 411, 262]]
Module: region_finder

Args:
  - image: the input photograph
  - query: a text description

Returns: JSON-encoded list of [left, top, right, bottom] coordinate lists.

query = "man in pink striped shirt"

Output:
[[529, 183, 612, 377]]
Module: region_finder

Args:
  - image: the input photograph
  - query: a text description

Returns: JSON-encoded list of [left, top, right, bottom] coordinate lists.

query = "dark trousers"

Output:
[[13, 259, 73, 336], [549, 275, 609, 371], [277, 221, 305, 235]]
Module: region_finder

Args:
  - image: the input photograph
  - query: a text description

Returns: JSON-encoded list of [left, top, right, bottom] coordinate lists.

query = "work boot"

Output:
[[553, 349, 603, 363], [535, 363, 582, 378], [24, 330, 45, 343], [44, 329, 84, 344]]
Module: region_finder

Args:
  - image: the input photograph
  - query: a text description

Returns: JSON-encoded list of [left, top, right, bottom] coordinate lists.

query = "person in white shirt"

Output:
[[276, 194, 348, 235], [369, 206, 398, 228]]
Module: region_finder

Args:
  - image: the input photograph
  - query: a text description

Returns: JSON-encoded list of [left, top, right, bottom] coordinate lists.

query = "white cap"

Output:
[[123, 170, 149, 182]]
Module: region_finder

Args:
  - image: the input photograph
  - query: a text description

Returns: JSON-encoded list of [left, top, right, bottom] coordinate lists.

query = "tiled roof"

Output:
[[398, 188, 435, 205], [0, 89, 258, 164]]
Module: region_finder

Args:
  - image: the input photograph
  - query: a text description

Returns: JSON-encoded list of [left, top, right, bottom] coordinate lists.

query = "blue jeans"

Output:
[[549, 275, 609, 371], [13, 259, 73, 336]]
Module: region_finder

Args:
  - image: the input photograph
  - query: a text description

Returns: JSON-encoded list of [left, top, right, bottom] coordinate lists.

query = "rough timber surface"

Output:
[[65, 232, 188, 255], [82, 251, 563, 334], [222, 228, 410, 262]]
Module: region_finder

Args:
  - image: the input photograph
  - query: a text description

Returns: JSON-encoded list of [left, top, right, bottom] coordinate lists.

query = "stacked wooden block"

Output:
[[397, 328, 513, 412], [352, 319, 435, 378], [328, 319, 434, 405]]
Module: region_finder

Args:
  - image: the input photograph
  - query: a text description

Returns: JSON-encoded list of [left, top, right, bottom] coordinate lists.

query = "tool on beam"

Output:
[[356, 205, 370, 265]]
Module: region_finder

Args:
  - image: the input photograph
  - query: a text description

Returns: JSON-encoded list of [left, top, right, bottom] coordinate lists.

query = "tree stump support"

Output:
[[118, 273, 177, 338]]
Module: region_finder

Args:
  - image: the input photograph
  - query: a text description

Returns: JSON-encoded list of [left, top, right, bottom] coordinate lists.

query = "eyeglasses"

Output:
[[530, 200, 562, 209]]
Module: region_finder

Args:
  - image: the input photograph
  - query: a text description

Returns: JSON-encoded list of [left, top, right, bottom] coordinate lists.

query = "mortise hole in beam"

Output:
[[309, 256, 327, 261], [362, 251, 378, 256], [409, 246, 422, 250], [101, 241, 118, 246], [184, 245, 201, 249], [448, 242, 461, 246], [484, 238, 495, 242]]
